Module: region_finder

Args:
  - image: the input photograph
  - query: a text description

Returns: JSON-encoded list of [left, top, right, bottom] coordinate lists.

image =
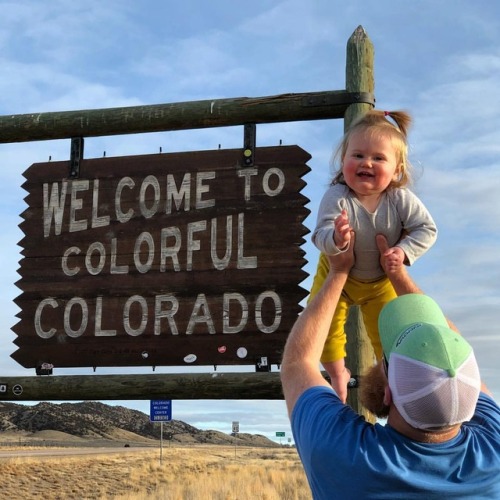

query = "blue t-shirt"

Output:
[[292, 387, 500, 499]]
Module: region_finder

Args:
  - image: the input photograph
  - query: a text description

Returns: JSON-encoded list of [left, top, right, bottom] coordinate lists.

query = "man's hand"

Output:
[[376, 234, 422, 295], [329, 230, 355, 274], [380, 243, 405, 273], [376, 234, 404, 275]]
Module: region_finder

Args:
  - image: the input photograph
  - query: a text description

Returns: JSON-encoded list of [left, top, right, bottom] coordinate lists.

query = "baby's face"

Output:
[[342, 130, 400, 199]]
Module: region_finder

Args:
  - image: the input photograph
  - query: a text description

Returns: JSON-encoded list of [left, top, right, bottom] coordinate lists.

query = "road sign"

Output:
[[276, 431, 285, 437], [150, 399, 172, 422], [232, 421, 239, 433]]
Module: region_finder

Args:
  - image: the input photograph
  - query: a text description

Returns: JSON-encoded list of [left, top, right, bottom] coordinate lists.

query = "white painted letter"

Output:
[[237, 213, 257, 269], [186, 220, 207, 271], [223, 292, 248, 334], [123, 295, 148, 336], [91, 179, 110, 228], [95, 296, 117, 336], [211, 215, 232, 270], [69, 180, 89, 233], [263, 167, 285, 196], [195, 171, 215, 209], [186, 293, 215, 334], [134, 232, 154, 273], [115, 177, 135, 223], [166, 173, 191, 214], [139, 175, 160, 219], [61, 246, 81, 276], [85, 241, 106, 276], [110, 238, 129, 274], [154, 294, 179, 335], [43, 181, 68, 237], [64, 297, 88, 338], [34, 298, 58, 338], [237, 168, 258, 201], [255, 291, 281, 333], [160, 227, 181, 272]]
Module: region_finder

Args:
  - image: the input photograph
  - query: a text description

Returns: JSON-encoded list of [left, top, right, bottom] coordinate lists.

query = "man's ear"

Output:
[[383, 385, 392, 407]]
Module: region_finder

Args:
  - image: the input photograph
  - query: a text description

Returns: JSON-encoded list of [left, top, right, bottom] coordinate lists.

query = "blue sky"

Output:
[[1, 0, 499, 444]]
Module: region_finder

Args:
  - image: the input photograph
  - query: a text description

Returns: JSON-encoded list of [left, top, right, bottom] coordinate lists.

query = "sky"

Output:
[[1, 0, 499, 444]]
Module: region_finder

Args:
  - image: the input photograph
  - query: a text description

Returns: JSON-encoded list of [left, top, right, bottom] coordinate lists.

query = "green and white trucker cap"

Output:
[[378, 294, 481, 430]]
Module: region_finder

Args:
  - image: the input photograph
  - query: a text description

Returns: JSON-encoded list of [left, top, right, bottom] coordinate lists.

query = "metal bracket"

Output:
[[347, 375, 359, 389], [69, 137, 84, 178], [243, 123, 256, 167], [323, 372, 359, 389], [35, 362, 53, 376]]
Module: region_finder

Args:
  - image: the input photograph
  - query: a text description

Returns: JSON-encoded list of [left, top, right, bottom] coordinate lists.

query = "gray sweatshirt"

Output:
[[312, 184, 438, 281]]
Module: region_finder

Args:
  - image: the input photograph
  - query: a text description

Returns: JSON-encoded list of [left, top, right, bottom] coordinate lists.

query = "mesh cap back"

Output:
[[389, 350, 481, 429]]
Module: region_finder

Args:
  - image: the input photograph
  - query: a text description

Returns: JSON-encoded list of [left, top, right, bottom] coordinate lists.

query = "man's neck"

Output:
[[387, 407, 461, 443]]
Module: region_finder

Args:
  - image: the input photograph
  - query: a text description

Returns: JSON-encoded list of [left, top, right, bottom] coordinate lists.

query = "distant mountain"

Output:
[[0, 401, 278, 447]]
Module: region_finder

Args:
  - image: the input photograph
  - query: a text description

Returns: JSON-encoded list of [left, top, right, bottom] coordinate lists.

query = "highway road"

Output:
[[0, 446, 155, 459]]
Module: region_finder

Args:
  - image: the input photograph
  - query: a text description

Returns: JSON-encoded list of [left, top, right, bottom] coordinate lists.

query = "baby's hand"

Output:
[[382, 246, 405, 273], [334, 209, 352, 250], [329, 367, 351, 403]]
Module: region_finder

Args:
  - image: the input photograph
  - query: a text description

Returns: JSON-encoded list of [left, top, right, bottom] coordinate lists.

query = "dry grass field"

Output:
[[0, 445, 311, 499]]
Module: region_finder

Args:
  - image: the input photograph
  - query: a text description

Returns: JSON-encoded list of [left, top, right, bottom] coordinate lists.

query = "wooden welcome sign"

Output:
[[12, 146, 310, 370]]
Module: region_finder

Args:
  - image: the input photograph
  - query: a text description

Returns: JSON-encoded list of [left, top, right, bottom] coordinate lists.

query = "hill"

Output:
[[0, 401, 279, 447]]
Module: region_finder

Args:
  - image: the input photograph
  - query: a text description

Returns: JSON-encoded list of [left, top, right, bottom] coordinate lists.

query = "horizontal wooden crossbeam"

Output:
[[0, 90, 374, 143], [0, 372, 285, 401]]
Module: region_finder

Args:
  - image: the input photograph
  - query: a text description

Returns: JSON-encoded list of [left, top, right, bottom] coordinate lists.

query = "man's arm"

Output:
[[280, 234, 355, 417]]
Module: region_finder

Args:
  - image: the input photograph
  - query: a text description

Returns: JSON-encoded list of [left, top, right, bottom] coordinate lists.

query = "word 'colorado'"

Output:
[[34, 290, 282, 339]]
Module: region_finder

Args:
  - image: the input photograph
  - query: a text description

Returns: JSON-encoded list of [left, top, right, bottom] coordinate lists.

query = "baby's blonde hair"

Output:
[[332, 110, 413, 188]]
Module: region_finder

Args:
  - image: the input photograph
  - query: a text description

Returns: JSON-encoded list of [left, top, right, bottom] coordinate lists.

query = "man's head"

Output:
[[375, 294, 481, 430]]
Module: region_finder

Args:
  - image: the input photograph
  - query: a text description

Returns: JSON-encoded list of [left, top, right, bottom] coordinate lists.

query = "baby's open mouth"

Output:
[[357, 171, 375, 178]]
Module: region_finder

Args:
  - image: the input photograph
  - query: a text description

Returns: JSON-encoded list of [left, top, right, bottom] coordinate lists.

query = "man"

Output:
[[281, 234, 500, 499]]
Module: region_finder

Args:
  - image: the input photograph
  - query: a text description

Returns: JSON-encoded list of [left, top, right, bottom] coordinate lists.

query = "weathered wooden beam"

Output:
[[0, 90, 374, 144], [344, 26, 375, 130], [344, 26, 376, 420], [0, 373, 285, 401]]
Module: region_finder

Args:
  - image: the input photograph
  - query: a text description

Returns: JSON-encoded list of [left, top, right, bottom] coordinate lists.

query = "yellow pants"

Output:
[[308, 253, 397, 363]]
